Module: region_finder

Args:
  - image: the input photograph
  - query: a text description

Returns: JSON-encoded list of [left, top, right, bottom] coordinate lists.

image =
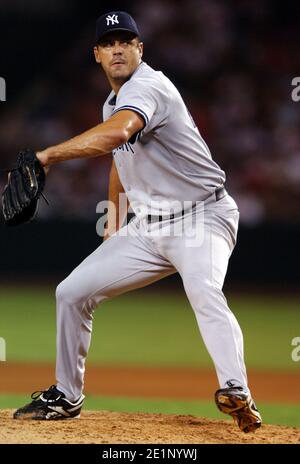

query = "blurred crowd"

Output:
[[0, 0, 299, 224]]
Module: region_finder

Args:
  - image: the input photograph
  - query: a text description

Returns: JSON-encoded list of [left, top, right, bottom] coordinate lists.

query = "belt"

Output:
[[147, 187, 227, 223]]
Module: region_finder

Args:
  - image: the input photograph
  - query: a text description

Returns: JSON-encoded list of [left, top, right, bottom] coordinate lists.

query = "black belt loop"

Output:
[[215, 186, 226, 201]]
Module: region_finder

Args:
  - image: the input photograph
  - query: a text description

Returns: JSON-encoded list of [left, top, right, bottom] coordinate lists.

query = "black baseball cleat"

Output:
[[13, 385, 85, 420], [215, 386, 262, 433]]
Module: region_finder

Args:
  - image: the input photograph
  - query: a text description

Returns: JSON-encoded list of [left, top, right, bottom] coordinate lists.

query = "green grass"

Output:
[[0, 287, 299, 369], [1, 394, 299, 428]]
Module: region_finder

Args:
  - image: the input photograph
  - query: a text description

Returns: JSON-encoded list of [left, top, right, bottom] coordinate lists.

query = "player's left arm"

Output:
[[37, 110, 144, 167]]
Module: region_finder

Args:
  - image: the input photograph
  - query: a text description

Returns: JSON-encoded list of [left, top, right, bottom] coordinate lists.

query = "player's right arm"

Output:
[[103, 158, 129, 241], [36, 110, 144, 167]]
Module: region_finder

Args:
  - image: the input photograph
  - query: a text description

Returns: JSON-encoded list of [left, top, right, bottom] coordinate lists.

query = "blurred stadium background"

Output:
[[0, 0, 300, 430]]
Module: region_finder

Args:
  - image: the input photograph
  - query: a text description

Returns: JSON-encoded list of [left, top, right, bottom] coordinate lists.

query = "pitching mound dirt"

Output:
[[0, 410, 299, 444]]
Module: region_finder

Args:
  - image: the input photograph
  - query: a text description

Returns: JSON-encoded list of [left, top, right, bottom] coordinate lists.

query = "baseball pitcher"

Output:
[[3, 11, 261, 433]]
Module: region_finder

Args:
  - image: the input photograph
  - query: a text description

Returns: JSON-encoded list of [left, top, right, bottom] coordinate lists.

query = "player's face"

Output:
[[94, 32, 143, 83]]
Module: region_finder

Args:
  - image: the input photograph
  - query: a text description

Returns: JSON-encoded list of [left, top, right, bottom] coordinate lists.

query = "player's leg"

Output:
[[158, 195, 261, 431], [13, 218, 175, 419], [183, 232, 248, 391], [158, 196, 246, 388], [54, 217, 174, 402]]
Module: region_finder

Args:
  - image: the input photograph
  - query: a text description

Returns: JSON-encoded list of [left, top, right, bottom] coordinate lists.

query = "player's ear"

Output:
[[93, 46, 101, 64], [138, 41, 144, 59]]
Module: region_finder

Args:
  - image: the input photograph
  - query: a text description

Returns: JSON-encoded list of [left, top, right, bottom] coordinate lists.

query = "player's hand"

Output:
[[103, 230, 109, 241], [102, 220, 118, 241], [103, 224, 113, 241]]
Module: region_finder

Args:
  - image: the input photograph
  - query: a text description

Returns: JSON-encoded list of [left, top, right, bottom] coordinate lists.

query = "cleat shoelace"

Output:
[[30, 385, 63, 409]]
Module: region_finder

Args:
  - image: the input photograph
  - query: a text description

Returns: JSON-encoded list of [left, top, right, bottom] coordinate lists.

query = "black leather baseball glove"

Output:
[[2, 149, 47, 226]]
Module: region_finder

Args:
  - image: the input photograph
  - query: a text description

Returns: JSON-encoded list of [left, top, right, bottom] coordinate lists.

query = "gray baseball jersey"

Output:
[[55, 60, 248, 406], [103, 61, 226, 218]]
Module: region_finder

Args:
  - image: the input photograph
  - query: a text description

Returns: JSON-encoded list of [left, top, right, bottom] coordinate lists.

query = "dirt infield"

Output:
[[1, 363, 300, 444], [1, 363, 300, 403], [0, 410, 299, 444]]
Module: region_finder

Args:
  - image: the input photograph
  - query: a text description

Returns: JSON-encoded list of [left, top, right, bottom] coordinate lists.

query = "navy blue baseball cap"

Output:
[[96, 11, 140, 44]]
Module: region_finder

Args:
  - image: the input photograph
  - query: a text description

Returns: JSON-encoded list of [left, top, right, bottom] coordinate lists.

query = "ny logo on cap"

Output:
[[106, 14, 119, 26]]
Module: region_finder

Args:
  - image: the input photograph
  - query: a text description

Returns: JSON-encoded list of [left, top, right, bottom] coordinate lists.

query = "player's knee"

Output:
[[56, 280, 68, 303], [56, 276, 104, 311], [56, 278, 80, 307]]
